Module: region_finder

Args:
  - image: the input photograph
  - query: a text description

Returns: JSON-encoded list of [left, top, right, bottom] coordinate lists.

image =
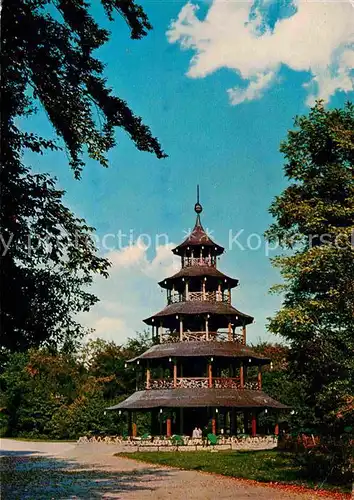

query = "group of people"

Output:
[[192, 426, 203, 438]]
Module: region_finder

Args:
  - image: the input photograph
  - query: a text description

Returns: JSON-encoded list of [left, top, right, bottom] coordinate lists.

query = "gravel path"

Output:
[[0, 439, 341, 499]]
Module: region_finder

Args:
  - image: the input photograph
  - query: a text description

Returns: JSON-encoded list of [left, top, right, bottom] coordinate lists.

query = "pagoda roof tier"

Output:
[[107, 388, 288, 410], [159, 266, 238, 289], [144, 301, 254, 327], [172, 214, 224, 256], [128, 341, 269, 364]]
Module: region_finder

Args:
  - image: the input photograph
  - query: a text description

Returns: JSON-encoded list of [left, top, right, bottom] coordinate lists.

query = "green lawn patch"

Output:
[[116, 450, 351, 494]]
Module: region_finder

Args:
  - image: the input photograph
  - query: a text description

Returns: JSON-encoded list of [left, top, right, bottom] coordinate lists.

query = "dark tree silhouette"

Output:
[[0, 1, 165, 351]]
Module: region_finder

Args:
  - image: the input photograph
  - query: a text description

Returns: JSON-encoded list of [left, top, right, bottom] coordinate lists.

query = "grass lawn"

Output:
[[117, 450, 351, 494]]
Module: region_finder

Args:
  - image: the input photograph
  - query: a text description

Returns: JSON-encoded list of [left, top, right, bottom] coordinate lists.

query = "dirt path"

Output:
[[0, 439, 342, 499]]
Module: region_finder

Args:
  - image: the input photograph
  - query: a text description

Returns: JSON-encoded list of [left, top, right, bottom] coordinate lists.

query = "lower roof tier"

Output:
[[107, 388, 289, 410], [128, 341, 269, 364], [144, 301, 254, 327]]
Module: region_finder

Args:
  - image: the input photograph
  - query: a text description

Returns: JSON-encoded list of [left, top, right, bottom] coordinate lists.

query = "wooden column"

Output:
[[257, 365, 262, 390], [173, 361, 177, 388], [179, 318, 183, 341], [132, 412, 137, 437], [274, 422, 279, 436], [251, 413, 257, 437], [217, 283, 221, 301], [146, 364, 151, 389], [166, 417, 172, 437], [208, 362, 213, 388], [240, 362, 244, 388], [228, 322, 232, 341], [205, 317, 209, 340], [202, 280, 206, 300], [185, 281, 189, 300], [242, 325, 246, 344], [159, 321, 163, 343], [212, 416, 216, 435]]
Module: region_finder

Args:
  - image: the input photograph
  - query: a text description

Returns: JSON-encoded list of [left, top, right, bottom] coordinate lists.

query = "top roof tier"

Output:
[[172, 200, 224, 257]]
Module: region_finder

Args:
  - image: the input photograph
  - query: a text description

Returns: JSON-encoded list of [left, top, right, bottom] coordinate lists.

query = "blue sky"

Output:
[[24, 0, 354, 344]]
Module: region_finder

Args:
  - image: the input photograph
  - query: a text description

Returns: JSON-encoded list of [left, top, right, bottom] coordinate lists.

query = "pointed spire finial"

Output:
[[194, 184, 203, 214]]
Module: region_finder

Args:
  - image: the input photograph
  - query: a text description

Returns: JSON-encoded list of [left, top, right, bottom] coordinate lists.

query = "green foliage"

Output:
[[1, 0, 165, 351], [266, 101, 354, 480], [0, 334, 153, 439]]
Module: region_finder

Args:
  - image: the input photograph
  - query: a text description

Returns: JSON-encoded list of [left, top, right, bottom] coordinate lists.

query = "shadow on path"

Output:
[[0, 453, 171, 499]]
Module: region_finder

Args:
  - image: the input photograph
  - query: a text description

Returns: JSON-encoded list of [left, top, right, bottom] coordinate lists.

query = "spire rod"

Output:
[[194, 185, 203, 214]]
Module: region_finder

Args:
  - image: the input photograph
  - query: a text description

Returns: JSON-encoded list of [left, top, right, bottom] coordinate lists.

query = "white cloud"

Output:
[[167, 0, 354, 105], [79, 243, 179, 343], [227, 71, 275, 105]]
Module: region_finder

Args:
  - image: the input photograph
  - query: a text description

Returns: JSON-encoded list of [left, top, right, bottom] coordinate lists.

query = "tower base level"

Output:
[[112, 407, 281, 439], [108, 388, 287, 438]]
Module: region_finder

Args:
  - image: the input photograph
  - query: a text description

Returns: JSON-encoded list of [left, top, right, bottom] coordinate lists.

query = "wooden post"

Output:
[[242, 325, 246, 344], [146, 365, 151, 389], [217, 283, 221, 301], [228, 322, 232, 341], [166, 417, 172, 437], [202, 281, 206, 300], [251, 413, 257, 437], [212, 416, 216, 435], [173, 361, 177, 388], [179, 318, 183, 341], [257, 366, 262, 390], [159, 321, 163, 343], [208, 362, 212, 388], [240, 362, 244, 388], [185, 281, 189, 300], [205, 317, 209, 340], [132, 412, 137, 437], [274, 422, 279, 436]]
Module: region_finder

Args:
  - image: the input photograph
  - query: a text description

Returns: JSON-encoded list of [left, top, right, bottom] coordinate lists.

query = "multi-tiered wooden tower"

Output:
[[111, 192, 287, 437]]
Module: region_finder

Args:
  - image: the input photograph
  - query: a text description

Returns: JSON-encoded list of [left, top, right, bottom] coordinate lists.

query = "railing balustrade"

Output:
[[182, 257, 216, 268], [160, 331, 245, 344], [213, 377, 242, 389], [146, 377, 260, 390], [176, 377, 209, 389], [167, 291, 230, 305], [149, 379, 174, 389]]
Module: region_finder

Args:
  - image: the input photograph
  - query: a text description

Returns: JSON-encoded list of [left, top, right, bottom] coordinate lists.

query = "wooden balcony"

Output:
[[182, 256, 216, 268], [146, 377, 260, 391], [160, 331, 245, 344], [167, 290, 230, 305]]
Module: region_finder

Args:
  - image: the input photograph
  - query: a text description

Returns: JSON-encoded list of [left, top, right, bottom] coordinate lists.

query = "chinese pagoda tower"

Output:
[[111, 190, 287, 437]]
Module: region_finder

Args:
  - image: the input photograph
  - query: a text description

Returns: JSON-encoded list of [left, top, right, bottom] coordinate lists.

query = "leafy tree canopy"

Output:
[[266, 102, 354, 477], [1, 1, 165, 351], [2, 0, 165, 178]]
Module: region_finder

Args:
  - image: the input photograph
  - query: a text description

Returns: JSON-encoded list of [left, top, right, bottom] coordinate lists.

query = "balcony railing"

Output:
[[176, 377, 209, 389], [182, 257, 216, 268], [160, 331, 245, 344], [213, 377, 241, 389], [167, 291, 230, 305], [146, 377, 259, 390]]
